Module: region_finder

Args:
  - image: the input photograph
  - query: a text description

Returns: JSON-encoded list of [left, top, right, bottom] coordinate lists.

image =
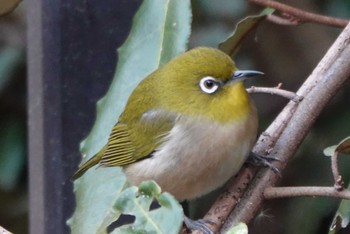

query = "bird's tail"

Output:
[[71, 149, 105, 180]]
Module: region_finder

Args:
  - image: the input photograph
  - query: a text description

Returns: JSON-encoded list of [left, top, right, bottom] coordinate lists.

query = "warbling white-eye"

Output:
[[73, 47, 262, 201]]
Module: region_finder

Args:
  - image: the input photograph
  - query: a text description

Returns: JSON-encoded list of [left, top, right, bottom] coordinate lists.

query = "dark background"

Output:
[[0, 0, 349, 233]]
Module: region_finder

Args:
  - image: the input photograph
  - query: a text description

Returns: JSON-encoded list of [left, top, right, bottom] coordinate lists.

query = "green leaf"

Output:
[[218, 8, 274, 58], [111, 181, 183, 234], [67, 167, 128, 234], [323, 146, 337, 157], [80, 0, 191, 158], [0, 47, 23, 93], [0, 0, 21, 16], [323, 136, 350, 157], [324, 136, 350, 233], [70, 0, 191, 232], [226, 222, 248, 234], [329, 193, 350, 234], [0, 119, 25, 191]]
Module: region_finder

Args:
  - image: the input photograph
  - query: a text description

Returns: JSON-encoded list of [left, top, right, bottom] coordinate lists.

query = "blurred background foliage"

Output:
[[0, 0, 350, 233], [0, 2, 27, 234]]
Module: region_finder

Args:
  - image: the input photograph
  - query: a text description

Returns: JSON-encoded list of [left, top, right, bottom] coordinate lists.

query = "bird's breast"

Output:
[[124, 109, 257, 200]]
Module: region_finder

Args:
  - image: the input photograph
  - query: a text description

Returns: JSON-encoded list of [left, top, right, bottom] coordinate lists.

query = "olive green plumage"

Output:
[[73, 47, 260, 200]]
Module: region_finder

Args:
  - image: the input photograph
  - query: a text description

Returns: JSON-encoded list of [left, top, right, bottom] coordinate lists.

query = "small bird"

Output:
[[73, 47, 261, 201]]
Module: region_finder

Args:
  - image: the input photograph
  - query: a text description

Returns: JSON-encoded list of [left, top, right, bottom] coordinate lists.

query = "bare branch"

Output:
[[192, 166, 257, 234], [264, 186, 350, 200], [218, 22, 350, 232], [247, 86, 302, 102], [248, 0, 349, 28], [331, 151, 344, 190], [266, 14, 302, 26]]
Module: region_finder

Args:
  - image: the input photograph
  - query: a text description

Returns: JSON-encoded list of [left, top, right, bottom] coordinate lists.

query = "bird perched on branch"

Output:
[[73, 47, 261, 201]]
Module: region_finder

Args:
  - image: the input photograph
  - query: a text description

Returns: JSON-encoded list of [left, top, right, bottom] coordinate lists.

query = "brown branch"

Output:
[[248, 0, 349, 28], [247, 86, 302, 102], [193, 18, 350, 234], [332, 151, 344, 190], [190, 23, 350, 234], [220, 22, 350, 232], [264, 186, 350, 200], [266, 14, 302, 26], [192, 166, 257, 233]]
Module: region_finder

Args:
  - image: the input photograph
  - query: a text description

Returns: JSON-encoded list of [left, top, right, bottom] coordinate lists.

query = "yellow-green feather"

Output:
[[73, 47, 253, 180], [100, 124, 135, 166], [71, 146, 106, 180]]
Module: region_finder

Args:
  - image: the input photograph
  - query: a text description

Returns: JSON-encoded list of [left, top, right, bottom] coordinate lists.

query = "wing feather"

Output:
[[100, 124, 135, 166], [99, 109, 177, 167]]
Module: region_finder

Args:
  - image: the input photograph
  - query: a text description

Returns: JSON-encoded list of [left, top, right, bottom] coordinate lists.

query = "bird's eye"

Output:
[[199, 77, 220, 94]]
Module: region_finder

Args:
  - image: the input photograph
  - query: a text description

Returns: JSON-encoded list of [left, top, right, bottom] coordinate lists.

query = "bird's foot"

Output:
[[183, 216, 214, 234], [247, 152, 281, 175]]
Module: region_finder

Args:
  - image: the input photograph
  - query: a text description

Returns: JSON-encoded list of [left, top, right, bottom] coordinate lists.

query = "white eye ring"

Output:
[[199, 76, 220, 94]]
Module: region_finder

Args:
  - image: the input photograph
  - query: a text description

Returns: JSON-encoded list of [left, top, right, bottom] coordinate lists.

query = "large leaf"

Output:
[[0, 47, 23, 94], [323, 136, 350, 157], [0, 119, 25, 191], [80, 0, 191, 157], [111, 181, 183, 234], [69, 0, 191, 232], [67, 167, 128, 234], [218, 8, 274, 58], [329, 198, 350, 234]]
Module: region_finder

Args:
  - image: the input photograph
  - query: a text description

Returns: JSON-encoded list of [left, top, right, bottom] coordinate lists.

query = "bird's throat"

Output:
[[208, 82, 253, 124]]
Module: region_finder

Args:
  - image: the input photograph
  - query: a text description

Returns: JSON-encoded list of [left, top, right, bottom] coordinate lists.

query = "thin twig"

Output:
[[264, 186, 350, 200], [331, 151, 344, 190], [249, 0, 349, 28], [247, 86, 303, 102], [267, 14, 302, 26]]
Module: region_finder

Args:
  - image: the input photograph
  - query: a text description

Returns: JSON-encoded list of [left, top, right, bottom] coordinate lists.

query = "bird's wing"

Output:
[[99, 123, 136, 166], [100, 109, 177, 167]]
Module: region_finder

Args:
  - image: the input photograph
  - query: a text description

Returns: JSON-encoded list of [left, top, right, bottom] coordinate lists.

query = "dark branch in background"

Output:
[[192, 22, 350, 234], [248, 0, 349, 28]]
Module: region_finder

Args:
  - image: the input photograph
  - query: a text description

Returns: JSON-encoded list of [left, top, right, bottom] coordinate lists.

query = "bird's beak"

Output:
[[232, 70, 264, 81]]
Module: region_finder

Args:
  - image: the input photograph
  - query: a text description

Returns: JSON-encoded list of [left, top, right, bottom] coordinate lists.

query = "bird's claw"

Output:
[[183, 216, 214, 234], [247, 152, 281, 175]]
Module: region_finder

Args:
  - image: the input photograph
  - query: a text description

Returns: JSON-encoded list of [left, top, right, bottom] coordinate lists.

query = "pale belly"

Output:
[[124, 115, 257, 201]]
